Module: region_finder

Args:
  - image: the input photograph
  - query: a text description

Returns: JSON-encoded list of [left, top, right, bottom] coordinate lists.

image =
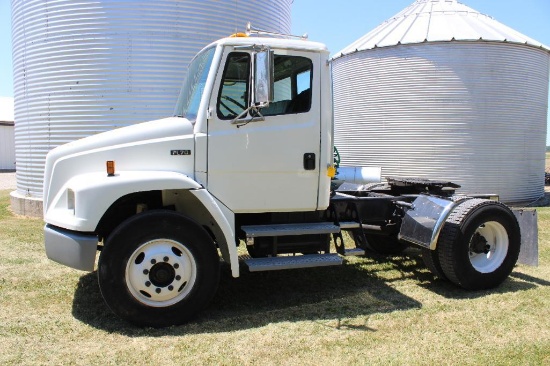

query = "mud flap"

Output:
[[398, 195, 456, 250], [513, 209, 538, 266]]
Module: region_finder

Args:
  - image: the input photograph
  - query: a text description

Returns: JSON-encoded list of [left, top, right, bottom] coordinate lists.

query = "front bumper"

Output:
[[44, 224, 98, 271]]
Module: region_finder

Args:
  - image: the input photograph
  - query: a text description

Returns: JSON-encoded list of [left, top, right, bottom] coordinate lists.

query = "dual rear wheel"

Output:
[[422, 199, 521, 290]]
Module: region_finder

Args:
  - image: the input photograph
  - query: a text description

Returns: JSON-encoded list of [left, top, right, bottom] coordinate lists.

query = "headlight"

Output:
[[67, 189, 75, 212]]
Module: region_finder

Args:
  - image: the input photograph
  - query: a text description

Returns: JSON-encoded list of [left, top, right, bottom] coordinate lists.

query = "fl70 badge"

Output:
[[170, 150, 192, 156]]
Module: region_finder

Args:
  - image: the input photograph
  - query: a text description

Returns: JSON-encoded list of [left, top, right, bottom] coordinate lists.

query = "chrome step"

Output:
[[244, 253, 343, 272], [339, 221, 361, 229], [343, 248, 365, 256], [241, 222, 340, 238]]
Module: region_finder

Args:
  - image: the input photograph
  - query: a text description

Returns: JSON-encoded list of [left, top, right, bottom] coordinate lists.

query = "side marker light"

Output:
[[327, 165, 336, 178], [106, 161, 115, 176]]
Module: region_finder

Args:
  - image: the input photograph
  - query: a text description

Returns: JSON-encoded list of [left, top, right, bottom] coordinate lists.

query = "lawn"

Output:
[[0, 189, 549, 365]]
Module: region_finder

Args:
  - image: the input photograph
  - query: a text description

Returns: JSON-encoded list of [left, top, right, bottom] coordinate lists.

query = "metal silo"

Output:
[[332, 0, 550, 204], [11, 0, 291, 214]]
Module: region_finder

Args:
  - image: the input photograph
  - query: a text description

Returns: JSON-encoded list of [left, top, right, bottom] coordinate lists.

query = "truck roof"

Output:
[[208, 36, 329, 54]]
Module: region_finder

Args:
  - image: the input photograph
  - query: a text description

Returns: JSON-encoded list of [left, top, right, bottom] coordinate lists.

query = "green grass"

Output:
[[1, 189, 549, 365]]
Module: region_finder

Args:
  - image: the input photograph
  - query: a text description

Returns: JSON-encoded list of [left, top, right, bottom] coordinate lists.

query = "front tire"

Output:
[[437, 199, 520, 290], [98, 210, 220, 327]]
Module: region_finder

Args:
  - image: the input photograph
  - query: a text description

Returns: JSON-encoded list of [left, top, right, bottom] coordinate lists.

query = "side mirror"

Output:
[[231, 47, 273, 126], [254, 49, 274, 107]]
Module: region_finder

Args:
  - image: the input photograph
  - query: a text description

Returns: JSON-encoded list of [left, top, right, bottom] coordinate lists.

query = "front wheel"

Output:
[[436, 199, 520, 290], [97, 210, 220, 327]]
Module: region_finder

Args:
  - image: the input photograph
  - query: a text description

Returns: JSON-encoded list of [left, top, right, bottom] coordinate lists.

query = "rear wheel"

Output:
[[437, 199, 520, 290], [98, 210, 220, 327]]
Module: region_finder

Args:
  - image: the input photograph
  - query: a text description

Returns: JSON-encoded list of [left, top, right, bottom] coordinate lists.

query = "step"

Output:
[[241, 222, 340, 238], [343, 248, 365, 256], [244, 253, 343, 272], [339, 221, 361, 229]]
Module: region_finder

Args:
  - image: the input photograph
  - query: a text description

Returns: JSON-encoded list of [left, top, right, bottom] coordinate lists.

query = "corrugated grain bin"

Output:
[[332, 0, 550, 204], [11, 0, 291, 201]]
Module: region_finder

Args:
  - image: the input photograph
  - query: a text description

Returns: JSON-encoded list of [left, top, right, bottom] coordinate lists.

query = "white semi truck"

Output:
[[43, 26, 536, 327]]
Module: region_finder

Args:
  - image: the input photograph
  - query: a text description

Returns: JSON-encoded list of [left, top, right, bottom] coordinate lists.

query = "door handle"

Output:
[[303, 153, 316, 170]]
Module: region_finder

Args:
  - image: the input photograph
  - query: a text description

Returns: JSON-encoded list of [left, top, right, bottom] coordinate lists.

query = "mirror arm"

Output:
[[231, 107, 251, 123], [231, 106, 265, 127]]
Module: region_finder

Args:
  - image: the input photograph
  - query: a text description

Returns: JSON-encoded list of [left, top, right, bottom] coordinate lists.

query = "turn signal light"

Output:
[[106, 161, 115, 176]]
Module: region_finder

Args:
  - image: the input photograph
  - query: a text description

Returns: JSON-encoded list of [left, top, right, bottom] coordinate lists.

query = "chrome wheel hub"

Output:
[[125, 239, 197, 307]]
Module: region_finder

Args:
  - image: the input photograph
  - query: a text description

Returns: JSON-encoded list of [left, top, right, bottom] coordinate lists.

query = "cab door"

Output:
[[207, 49, 321, 213]]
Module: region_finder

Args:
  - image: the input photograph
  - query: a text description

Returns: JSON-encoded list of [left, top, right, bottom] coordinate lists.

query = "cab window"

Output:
[[174, 46, 215, 121], [216, 52, 313, 120], [262, 55, 313, 116], [217, 52, 250, 119]]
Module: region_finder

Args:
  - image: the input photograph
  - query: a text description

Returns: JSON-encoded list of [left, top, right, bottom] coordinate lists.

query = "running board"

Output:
[[343, 248, 365, 256], [339, 221, 361, 230], [241, 222, 340, 238], [244, 253, 343, 272]]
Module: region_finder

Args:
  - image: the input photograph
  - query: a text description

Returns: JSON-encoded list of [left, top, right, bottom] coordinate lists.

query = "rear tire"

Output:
[[98, 210, 220, 327], [421, 248, 447, 281], [437, 199, 520, 290]]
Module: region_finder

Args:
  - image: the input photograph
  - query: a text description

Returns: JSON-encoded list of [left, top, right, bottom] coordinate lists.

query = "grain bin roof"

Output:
[[333, 0, 550, 58]]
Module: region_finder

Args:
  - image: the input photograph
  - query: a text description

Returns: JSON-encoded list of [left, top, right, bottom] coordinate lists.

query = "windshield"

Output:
[[174, 46, 216, 121]]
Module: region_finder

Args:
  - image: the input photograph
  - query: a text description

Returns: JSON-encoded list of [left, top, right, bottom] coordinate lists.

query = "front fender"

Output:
[[44, 171, 201, 232], [190, 189, 239, 278]]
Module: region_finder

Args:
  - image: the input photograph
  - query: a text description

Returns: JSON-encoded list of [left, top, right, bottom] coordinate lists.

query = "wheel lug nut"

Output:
[[168, 285, 174, 291], [156, 288, 161, 294], [143, 269, 149, 275], [175, 275, 181, 281], [145, 281, 151, 287], [163, 256, 169, 262], [173, 263, 179, 269], [151, 259, 156, 264]]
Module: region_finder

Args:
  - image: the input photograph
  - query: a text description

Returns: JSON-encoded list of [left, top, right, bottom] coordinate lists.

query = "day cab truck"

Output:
[[43, 25, 537, 327]]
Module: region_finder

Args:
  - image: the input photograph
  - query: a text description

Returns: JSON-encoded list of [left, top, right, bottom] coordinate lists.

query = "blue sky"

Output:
[[291, 0, 550, 57], [1, 0, 549, 140]]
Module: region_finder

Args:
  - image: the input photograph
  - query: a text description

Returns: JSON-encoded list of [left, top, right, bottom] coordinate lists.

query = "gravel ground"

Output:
[[0, 172, 16, 190]]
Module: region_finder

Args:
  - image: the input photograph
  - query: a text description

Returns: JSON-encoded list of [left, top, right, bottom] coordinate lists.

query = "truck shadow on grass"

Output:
[[72, 260, 422, 334], [366, 248, 541, 298], [71, 249, 539, 335]]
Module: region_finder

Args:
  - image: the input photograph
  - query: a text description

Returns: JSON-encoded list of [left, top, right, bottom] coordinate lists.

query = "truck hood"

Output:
[[43, 117, 195, 212], [46, 117, 194, 162]]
